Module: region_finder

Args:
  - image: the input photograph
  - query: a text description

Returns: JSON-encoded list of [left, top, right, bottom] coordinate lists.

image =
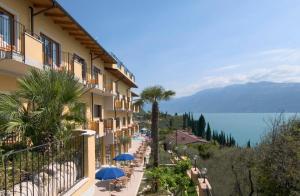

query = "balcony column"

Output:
[[117, 133, 122, 154], [114, 142, 119, 156], [129, 129, 132, 148], [110, 144, 115, 165], [125, 130, 129, 152], [100, 137, 106, 165]]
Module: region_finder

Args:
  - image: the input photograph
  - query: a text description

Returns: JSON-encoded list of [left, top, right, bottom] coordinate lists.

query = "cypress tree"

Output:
[[247, 140, 251, 148], [169, 118, 173, 130], [198, 114, 206, 138], [182, 113, 186, 129], [206, 123, 212, 141], [191, 114, 195, 133]]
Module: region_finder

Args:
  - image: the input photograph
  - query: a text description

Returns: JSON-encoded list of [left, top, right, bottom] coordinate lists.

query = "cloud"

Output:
[[167, 48, 300, 97], [176, 64, 300, 97], [213, 64, 241, 72]]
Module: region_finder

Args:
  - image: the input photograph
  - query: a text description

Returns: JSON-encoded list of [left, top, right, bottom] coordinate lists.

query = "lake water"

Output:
[[193, 113, 297, 146]]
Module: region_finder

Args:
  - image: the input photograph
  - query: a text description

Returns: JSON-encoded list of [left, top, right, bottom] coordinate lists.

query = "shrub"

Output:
[[174, 160, 192, 174]]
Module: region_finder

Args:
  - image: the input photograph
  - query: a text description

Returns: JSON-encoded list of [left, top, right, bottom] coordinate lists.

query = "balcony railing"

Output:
[[110, 52, 135, 82], [1, 135, 84, 195], [115, 99, 123, 110], [88, 121, 99, 132], [104, 119, 114, 132], [0, 16, 25, 61]]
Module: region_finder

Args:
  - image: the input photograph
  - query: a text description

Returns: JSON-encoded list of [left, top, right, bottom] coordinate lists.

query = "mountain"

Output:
[[160, 82, 300, 113]]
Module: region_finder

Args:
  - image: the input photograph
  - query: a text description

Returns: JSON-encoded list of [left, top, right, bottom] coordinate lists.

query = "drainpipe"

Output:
[[29, 7, 34, 35], [91, 92, 94, 121], [90, 52, 93, 79]]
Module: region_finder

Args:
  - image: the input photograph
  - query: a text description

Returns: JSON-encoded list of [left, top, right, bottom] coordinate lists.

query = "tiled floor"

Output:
[[92, 136, 150, 196]]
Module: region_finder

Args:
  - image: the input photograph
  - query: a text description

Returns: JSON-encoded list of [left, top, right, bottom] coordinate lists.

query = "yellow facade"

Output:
[[0, 0, 141, 193]]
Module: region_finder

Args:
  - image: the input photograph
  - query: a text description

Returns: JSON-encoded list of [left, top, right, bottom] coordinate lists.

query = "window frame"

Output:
[[40, 33, 61, 68], [0, 7, 15, 46]]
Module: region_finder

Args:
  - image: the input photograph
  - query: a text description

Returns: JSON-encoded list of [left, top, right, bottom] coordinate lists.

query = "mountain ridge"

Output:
[[160, 82, 300, 113]]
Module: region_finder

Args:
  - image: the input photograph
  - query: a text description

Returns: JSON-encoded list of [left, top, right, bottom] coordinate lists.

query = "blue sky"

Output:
[[59, 0, 300, 97]]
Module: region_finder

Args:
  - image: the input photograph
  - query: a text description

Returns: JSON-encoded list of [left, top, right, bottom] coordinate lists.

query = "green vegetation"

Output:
[[167, 115, 300, 195], [138, 97, 299, 195], [143, 160, 195, 196], [0, 69, 86, 147], [0, 69, 86, 190]]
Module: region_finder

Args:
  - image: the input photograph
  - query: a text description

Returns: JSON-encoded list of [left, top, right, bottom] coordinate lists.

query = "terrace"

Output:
[[92, 135, 151, 196]]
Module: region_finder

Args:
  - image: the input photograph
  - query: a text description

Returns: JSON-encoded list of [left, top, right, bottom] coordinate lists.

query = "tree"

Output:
[[255, 117, 300, 195], [198, 114, 206, 138], [138, 86, 175, 167], [206, 123, 212, 141], [0, 69, 86, 145], [247, 140, 251, 148], [191, 114, 195, 133], [169, 118, 173, 130], [182, 113, 187, 129]]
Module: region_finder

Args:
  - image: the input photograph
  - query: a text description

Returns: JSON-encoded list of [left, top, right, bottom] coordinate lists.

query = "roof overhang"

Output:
[[105, 67, 138, 88], [29, 0, 117, 64], [131, 91, 139, 97]]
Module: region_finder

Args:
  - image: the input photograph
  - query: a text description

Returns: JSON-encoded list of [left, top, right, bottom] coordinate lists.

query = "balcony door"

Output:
[[93, 67, 101, 85], [41, 34, 60, 68]]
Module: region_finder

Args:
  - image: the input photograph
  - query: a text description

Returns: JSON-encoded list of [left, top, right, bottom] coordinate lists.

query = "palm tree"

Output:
[[0, 69, 86, 145], [138, 86, 175, 167]]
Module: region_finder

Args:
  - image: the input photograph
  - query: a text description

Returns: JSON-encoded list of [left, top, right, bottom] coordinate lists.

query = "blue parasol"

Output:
[[95, 167, 125, 181], [113, 153, 135, 161]]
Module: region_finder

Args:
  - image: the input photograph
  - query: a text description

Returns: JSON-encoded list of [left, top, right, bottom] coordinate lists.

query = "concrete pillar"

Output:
[[83, 130, 95, 178], [71, 130, 96, 195]]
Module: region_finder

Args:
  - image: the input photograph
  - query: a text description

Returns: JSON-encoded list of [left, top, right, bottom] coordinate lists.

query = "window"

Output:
[[116, 118, 120, 128], [123, 117, 126, 126], [127, 117, 131, 124], [93, 104, 102, 119], [74, 54, 86, 80], [41, 34, 60, 68], [93, 67, 101, 83], [0, 7, 14, 46], [116, 82, 119, 93]]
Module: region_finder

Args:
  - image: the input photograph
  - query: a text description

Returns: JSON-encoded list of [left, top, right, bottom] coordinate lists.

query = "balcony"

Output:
[[104, 118, 116, 134], [102, 78, 117, 96], [105, 53, 137, 88], [124, 101, 131, 111], [114, 99, 124, 111], [0, 16, 44, 75], [133, 104, 140, 113], [88, 120, 104, 137]]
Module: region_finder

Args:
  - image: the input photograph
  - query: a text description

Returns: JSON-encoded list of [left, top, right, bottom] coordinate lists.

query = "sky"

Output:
[[58, 0, 300, 97]]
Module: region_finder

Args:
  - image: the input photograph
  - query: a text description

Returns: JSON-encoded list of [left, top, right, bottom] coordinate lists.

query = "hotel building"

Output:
[[0, 0, 140, 167]]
